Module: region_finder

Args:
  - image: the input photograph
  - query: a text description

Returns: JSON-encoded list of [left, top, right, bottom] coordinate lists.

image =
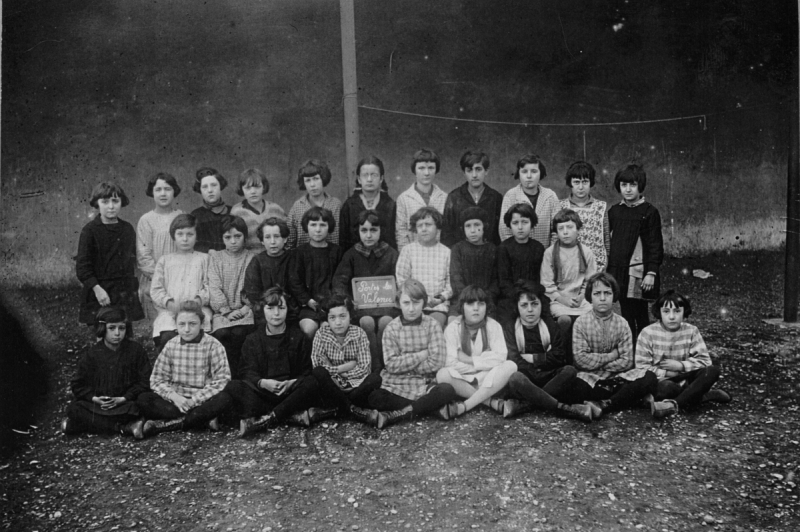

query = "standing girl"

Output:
[[498, 154, 560, 247], [339, 156, 397, 251], [230, 168, 286, 251], [77, 182, 144, 326], [559, 161, 610, 272], [286, 159, 343, 249], [191, 167, 231, 253]]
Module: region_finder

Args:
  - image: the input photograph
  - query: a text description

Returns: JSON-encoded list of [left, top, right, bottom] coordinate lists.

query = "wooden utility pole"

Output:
[[785, 3, 800, 322], [340, 0, 360, 190]]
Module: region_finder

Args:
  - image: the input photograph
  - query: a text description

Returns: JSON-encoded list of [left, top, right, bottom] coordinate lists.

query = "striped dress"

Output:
[[208, 248, 256, 331]]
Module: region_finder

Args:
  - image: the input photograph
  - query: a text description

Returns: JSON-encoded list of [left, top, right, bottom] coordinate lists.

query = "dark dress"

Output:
[[332, 242, 399, 318], [339, 191, 398, 252], [243, 250, 300, 322], [607, 201, 664, 300], [76, 216, 144, 324], [289, 243, 344, 319], [449, 240, 500, 307], [496, 237, 545, 320], [191, 205, 232, 253], [441, 183, 503, 247]]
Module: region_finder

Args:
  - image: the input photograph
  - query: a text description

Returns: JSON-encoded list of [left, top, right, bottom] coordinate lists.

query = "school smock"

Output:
[[311, 323, 372, 389], [441, 317, 508, 388], [239, 324, 313, 392], [286, 193, 343, 250], [623, 321, 712, 382], [380, 315, 446, 400], [449, 240, 500, 306], [76, 215, 144, 324], [191, 204, 232, 253], [150, 251, 212, 336], [395, 242, 452, 313], [497, 237, 545, 303], [540, 242, 596, 318], [230, 199, 286, 251], [441, 182, 503, 247], [395, 183, 448, 252], [607, 199, 664, 300], [242, 250, 299, 322], [136, 209, 183, 279], [331, 242, 399, 318], [339, 191, 397, 252], [498, 184, 560, 247], [559, 196, 610, 272], [288, 243, 344, 309], [208, 248, 256, 332]]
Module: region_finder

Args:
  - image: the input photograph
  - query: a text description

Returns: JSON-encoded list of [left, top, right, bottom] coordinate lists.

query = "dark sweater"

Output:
[[191, 205, 232, 253], [243, 250, 299, 321], [441, 183, 503, 247], [239, 325, 312, 389], [289, 243, 344, 307], [449, 240, 500, 304], [502, 318, 566, 383], [607, 201, 664, 299], [338, 191, 398, 252], [332, 243, 399, 317], [497, 238, 545, 302], [71, 339, 151, 406]]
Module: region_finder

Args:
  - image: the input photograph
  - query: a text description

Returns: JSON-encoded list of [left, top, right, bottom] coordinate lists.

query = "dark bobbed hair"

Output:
[[551, 208, 584, 233], [146, 172, 182, 198], [237, 168, 270, 196], [177, 300, 205, 324], [221, 215, 248, 239], [459, 151, 490, 171], [503, 202, 538, 229], [584, 272, 620, 303], [513, 154, 547, 180], [614, 164, 647, 193], [95, 306, 133, 340], [512, 279, 545, 308], [355, 155, 389, 192], [410, 206, 443, 231], [410, 148, 440, 174], [256, 217, 290, 240], [322, 293, 356, 320], [397, 278, 428, 307], [193, 167, 228, 193], [297, 159, 332, 190], [357, 209, 383, 228], [457, 285, 494, 317], [89, 182, 130, 208], [301, 206, 336, 234], [565, 161, 596, 188], [261, 286, 288, 307], [169, 213, 197, 239], [652, 289, 693, 320], [459, 206, 489, 228]]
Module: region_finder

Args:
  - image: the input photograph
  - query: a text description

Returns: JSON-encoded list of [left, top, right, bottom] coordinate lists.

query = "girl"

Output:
[[230, 168, 286, 251], [559, 161, 610, 272], [332, 210, 399, 372], [339, 156, 397, 251], [498, 153, 560, 247], [150, 214, 212, 351], [209, 215, 257, 378], [311, 294, 382, 422], [395, 149, 448, 251], [286, 159, 343, 249], [63, 307, 151, 438], [607, 164, 664, 340], [191, 167, 231, 253], [289, 206, 343, 339], [435, 286, 517, 419], [137, 172, 183, 320], [76, 182, 144, 326], [625, 290, 730, 418]]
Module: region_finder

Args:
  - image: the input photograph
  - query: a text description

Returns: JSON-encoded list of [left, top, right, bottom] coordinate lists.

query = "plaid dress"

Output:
[[286, 193, 343, 250], [572, 311, 635, 387], [311, 323, 372, 389], [395, 242, 452, 312], [380, 315, 446, 400], [208, 248, 256, 331]]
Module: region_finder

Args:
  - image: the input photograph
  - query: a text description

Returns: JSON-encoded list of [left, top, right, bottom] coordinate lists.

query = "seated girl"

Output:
[[332, 209, 399, 372], [625, 290, 731, 418], [435, 286, 516, 420], [62, 307, 151, 439], [366, 279, 456, 429], [312, 294, 382, 423]]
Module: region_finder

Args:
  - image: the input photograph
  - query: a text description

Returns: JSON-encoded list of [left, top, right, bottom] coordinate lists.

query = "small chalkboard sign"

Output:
[[351, 276, 397, 310]]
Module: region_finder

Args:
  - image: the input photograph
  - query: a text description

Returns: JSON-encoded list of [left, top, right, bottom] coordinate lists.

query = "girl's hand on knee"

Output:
[[93, 286, 111, 306]]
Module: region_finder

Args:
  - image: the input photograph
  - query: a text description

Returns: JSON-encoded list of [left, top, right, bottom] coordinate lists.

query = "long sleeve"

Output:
[[382, 328, 428, 374], [239, 334, 264, 386], [642, 205, 664, 275], [497, 245, 514, 300], [75, 224, 99, 289], [243, 254, 264, 308], [572, 322, 618, 371], [123, 348, 152, 402], [540, 246, 557, 299], [542, 323, 567, 371], [289, 249, 312, 306], [150, 256, 171, 308], [633, 330, 662, 377], [185, 342, 231, 409], [681, 329, 711, 372], [208, 254, 231, 315], [394, 246, 412, 287], [136, 216, 157, 277], [196, 254, 211, 306], [441, 194, 459, 247], [416, 322, 446, 373], [602, 211, 611, 269], [498, 192, 514, 242], [150, 349, 177, 399], [395, 195, 411, 251], [385, 200, 398, 251], [443, 322, 474, 374], [332, 252, 355, 296], [603, 327, 634, 373], [71, 353, 97, 402], [339, 202, 354, 251], [311, 331, 337, 374]]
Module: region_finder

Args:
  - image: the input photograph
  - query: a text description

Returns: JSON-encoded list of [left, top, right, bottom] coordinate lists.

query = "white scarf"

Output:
[[514, 318, 550, 354]]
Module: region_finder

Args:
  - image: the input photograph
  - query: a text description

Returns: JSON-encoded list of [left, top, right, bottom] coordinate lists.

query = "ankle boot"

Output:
[[436, 401, 465, 421], [238, 412, 278, 437], [119, 418, 145, 439], [502, 399, 533, 419], [307, 406, 338, 425], [349, 405, 380, 427], [651, 399, 679, 419], [286, 410, 311, 427], [556, 403, 592, 423], [376, 405, 413, 429], [702, 389, 732, 404], [587, 399, 612, 419], [143, 417, 184, 437], [488, 398, 505, 414]]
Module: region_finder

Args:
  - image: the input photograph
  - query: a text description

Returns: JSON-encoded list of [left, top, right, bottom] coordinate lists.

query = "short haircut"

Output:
[[221, 215, 249, 239], [512, 279, 544, 308], [357, 209, 383, 228], [584, 272, 620, 303], [459, 206, 489, 228], [513, 154, 547, 180], [256, 217, 290, 240], [398, 278, 428, 307], [614, 164, 647, 193], [177, 300, 205, 324], [503, 202, 538, 229], [169, 213, 197, 239], [652, 289, 693, 320], [410, 148, 440, 174], [356, 156, 388, 192], [94, 306, 132, 340], [261, 286, 287, 307], [297, 159, 332, 190], [410, 206, 443, 231], [301, 206, 336, 234], [459, 150, 490, 171], [193, 167, 228, 193], [89, 182, 130, 208], [551, 208, 583, 233], [457, 285, 493, 316], [146, 172, 182, 198], [565, 161, 596, 188], [322, 293, 356, 320], [236, 168, 270, 196]]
